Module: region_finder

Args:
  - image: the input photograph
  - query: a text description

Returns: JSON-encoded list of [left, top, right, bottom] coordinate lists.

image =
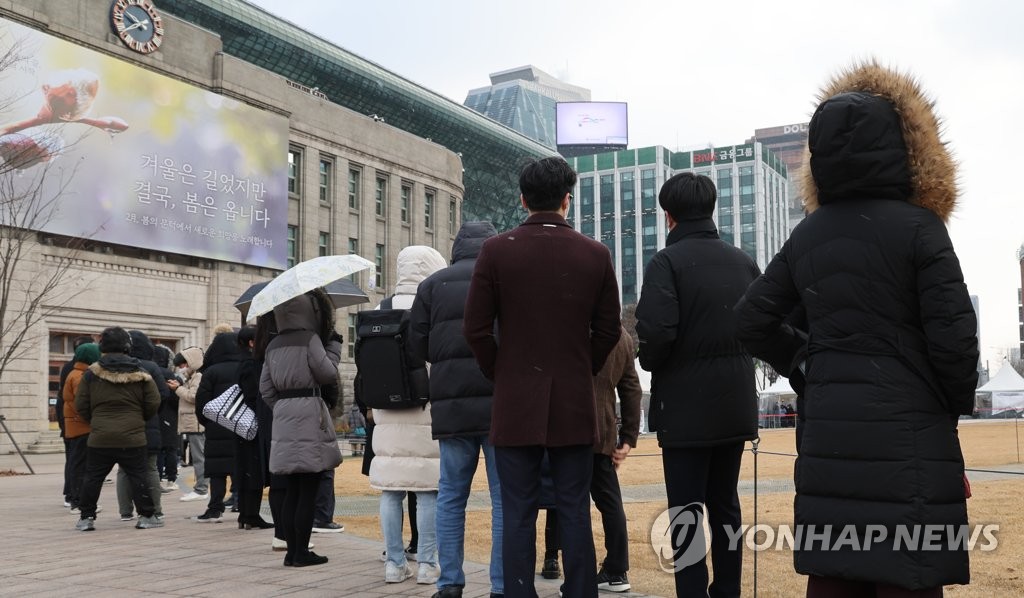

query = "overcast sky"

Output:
[[249, 0, 1024, 367]]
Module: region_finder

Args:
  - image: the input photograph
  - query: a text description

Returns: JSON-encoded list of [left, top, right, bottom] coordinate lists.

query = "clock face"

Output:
[[110, 0, 164, 54]]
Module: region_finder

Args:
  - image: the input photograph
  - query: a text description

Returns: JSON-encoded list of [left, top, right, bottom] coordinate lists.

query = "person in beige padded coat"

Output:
[[369, 245, 446, 586], [170, 346, 207, 500]]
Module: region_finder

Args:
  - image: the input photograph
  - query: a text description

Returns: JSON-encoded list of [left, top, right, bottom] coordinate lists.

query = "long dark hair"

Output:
[[253, 312, 277, 362], [308, 287, 336, 343]]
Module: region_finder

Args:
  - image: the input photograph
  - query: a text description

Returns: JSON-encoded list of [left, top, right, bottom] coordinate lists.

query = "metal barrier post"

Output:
[[0, 414, 35, 474], [751, 436, 760, 598]]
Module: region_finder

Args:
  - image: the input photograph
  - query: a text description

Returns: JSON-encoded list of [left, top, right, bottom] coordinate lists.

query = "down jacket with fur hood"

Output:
[[74, 354, 160, 449], [261, 290, 343, 475], [734, 61, 978, 590], [369, 245, 446, 491]]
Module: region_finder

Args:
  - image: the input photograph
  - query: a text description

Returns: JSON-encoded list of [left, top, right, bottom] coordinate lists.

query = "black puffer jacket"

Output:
[[635, 217, 760, 448], [196, 333, 242, 477], [152, 345, 179, 449], [410, 222, 497, 439], [129, 330, 169, 452], [734, 63, 979, 589]]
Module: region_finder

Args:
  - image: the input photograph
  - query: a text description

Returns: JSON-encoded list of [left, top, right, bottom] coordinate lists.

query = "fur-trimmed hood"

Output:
[[802, 60, 957, 221], [88, 360, 153, 384]]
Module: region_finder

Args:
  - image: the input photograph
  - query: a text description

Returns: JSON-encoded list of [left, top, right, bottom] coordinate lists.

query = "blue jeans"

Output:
[[437, 436, 503, 594], [381, 490, 436, 567]]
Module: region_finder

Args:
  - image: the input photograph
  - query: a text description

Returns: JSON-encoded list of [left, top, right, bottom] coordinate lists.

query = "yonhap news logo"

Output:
[[650, 502, 712, 573]]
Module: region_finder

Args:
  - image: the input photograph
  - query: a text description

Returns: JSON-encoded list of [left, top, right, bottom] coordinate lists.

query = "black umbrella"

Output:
[[233, 278, 369, 323]]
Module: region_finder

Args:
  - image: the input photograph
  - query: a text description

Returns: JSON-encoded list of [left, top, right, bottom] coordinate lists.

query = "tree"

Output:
[[0, 29, 93, 442]]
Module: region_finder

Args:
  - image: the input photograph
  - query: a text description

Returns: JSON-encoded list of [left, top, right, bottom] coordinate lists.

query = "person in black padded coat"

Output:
[[734, 61, 979, 597], [234, 325, 274, 530], [193, 331, 242, 522]]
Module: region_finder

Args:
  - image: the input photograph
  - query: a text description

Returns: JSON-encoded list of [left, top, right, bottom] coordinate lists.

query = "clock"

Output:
[[110, 0, 164, 54]]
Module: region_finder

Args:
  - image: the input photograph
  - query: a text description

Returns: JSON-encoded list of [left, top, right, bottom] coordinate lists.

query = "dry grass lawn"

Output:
[[334, 420, 1024, 597]]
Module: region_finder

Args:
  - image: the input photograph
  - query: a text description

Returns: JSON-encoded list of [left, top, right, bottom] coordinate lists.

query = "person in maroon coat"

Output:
[[463, 156, 621, 598]]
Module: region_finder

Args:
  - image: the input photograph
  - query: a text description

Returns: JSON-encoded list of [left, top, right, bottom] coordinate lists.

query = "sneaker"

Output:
[[380, 550, 387, 562], [405, 544, 417, 557], [135, 515, 165, 529], [192, 510, 223, 523], [312, 520, 345, 533], [160, 480, 178, 493], [272, 537, 314, 551], [75, 517, 95, 531], [384, 560, 413, 583], [69, 506, 79, 514], [63, 500, 71, 508], [120, 514, 134, 521], [179, 491, 208, 502], [595, 568, 631, 592], [417, 563, 440, 585], [541, 557, 560, 579]]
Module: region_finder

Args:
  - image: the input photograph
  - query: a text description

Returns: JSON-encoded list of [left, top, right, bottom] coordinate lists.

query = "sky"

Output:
[[248, 0, 1024, 368]]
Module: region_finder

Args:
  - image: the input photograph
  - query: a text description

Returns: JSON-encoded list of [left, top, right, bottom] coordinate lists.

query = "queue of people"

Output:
[[59, 61, 979, 598]]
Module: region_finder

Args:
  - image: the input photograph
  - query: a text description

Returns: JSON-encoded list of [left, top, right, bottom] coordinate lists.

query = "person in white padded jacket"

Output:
[[369, 245, 446, 586]]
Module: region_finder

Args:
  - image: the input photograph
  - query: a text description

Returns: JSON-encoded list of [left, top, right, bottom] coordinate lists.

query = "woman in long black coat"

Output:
[[194, 332, 242, 521], [235, 325, 274, 529], [735, 62, 979, 596]]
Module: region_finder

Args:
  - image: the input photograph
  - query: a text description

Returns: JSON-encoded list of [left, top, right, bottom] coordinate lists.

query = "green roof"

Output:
[[157, 0, 553, 230]]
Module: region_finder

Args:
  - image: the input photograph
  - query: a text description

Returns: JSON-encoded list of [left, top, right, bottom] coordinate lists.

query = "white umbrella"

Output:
[[246, 255, 374, 323]]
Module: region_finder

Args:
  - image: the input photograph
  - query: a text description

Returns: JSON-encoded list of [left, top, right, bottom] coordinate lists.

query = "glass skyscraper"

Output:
[[568, 144, 790, 305], [465, 65, 590, 149]]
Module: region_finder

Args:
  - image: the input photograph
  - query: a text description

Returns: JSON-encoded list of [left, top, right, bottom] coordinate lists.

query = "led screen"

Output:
[[0, 17, 288, 269], [556, 102, 628, 146]]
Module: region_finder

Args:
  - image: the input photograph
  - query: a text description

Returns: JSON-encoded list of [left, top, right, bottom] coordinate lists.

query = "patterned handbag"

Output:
[[202, 384, 258, 441]]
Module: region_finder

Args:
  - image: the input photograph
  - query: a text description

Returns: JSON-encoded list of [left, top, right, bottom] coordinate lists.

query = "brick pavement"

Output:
[[0, 452, 657, 597]]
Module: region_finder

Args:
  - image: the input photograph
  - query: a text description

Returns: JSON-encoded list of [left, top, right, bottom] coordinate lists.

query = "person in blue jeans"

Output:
[[410, 221, 504, 598]]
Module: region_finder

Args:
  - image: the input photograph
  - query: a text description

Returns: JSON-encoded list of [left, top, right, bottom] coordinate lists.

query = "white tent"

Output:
[[634, 358, 651, 434], [977, 359, 1024, 415], [761, 375, 796, 397]]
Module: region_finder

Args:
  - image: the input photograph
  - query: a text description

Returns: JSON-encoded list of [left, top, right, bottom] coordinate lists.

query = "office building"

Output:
[[752, 122, 808, 231], [465, 65, 590, 149], [567, 143, 789, 305]]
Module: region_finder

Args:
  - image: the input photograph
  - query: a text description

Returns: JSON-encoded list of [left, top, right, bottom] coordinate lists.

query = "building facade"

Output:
[[567, 144, 789, 305], [0, 0, 464, 451], [752, 122, 808, 232], [464, 65, 590, 149]]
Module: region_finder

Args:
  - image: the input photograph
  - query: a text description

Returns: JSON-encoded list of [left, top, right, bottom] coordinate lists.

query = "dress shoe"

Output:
[[291, 551, 329, 567], [431, 586, 463, 598]]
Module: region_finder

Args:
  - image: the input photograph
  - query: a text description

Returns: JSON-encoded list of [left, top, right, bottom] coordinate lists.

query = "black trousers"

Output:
[[495, 444, 596, 598], [663, 443, 744, 598], [208, 475, 227, 514], [79, 445, 153, 519], [591, 453, 629, 574], [282, 472, 320, 559], [65, 435, 90, 507], [269, 485, 286, 540]]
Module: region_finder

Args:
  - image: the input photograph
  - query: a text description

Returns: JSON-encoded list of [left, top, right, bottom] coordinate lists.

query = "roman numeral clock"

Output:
[[110, 0, 164, 54]]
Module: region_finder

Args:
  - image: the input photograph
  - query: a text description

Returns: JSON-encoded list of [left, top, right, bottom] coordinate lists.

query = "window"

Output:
[[287, 150, 301, 195], [400, 185, 411, 223], [347, 314, 357, 359], [375, 177, 387, 217], [318, 232, 329, 256], [348, 238, 359, 281], [375, 243, 385, 289], [599, 175, 615, 217], [318, 159, 332, 203], [348, 168, 361, 210], [286, 225, 297, 268], [640, 169, 657, 212], [424, 190, 434, 229], [449, 198, 457, 232]]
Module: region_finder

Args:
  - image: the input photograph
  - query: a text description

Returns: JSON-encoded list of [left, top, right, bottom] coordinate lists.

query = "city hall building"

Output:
[[0, 0, 550, 452], [567, 144, 790, 305]]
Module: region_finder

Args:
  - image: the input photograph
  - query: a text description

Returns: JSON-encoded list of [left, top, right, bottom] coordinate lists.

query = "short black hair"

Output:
[[237, 325, 256, 348], [519, 157, 577, 212], [73, 335, 94, 350], [659, 172, 717, 221]]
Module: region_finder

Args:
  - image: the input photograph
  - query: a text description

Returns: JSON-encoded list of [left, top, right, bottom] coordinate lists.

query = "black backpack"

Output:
[[354, 297, 429, 409]]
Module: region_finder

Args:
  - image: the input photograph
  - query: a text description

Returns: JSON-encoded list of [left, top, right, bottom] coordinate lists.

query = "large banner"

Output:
[[0, 17, 288, 269]]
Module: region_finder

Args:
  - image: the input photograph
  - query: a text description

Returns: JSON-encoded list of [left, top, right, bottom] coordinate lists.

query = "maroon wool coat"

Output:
[[463, 212, 622, 447]]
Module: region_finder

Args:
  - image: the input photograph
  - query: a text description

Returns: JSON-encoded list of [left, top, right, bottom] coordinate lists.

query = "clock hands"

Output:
[[122, 10, 150, 32]]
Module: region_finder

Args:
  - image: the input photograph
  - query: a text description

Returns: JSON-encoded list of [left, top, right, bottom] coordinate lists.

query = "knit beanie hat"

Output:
[[98, 326, 132, 354], [74, 342, 100, 364]]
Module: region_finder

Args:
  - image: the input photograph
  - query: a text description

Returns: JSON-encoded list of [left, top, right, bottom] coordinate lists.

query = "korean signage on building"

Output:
[[0, 17, 288, 269]]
